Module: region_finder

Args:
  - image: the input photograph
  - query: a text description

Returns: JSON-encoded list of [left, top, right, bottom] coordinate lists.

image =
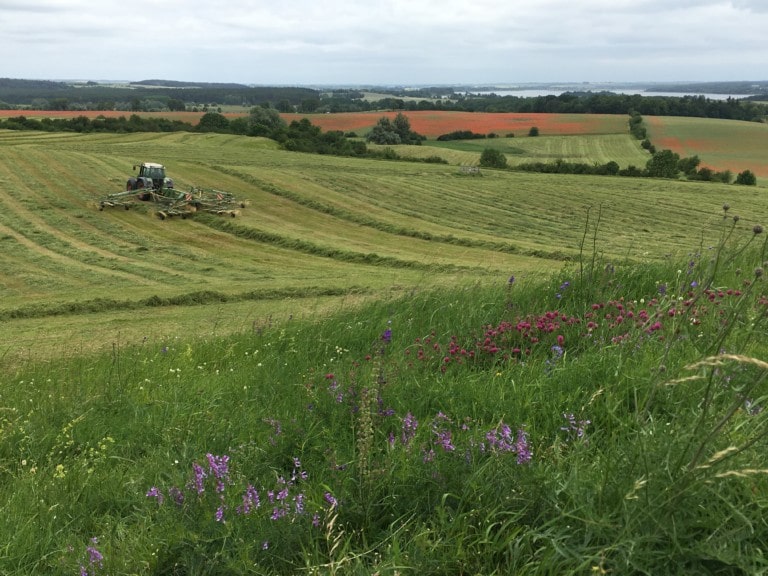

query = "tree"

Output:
[[299, 98, 320, 113], [696, 167, 714, 181], [366, 118, 401, 145], [366, 113, 425, 145], [167, 98, 186, 112], [528, 126, 540, 137], [735, 169, 757, 185], [275, 99, 294, 113], [715, 170, 733, 184], [603, 160, 620, 176], [247, 106, 286, 137], [197, 112, 230, 133], [392, 112, 413, 142], [646, 149, 680, 179], [677, 155, 701, 176], [479, 148, 507, 169]]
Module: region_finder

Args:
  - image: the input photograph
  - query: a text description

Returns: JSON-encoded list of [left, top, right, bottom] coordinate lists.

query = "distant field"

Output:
[[1, 130, 767, 363], [384, 133, 651, 168], [0, 109, 626, 138], [282, 111, 628, 138], [5, 109, 765, 178], [646, 115, 768, 177]]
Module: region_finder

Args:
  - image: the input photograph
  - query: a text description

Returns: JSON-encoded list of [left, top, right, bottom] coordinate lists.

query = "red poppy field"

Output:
[[0, 109, 626, 138], [281, 111, 627, 138]]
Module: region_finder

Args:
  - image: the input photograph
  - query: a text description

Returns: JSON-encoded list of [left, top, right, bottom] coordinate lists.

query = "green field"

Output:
[[647, 115, 768, 177], [0, 129, 766, 364], [2, 126, 768, 574], [384, 133, 652, 168]]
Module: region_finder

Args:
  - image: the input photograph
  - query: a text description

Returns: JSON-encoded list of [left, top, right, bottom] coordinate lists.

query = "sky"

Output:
[[1, 0, 767, 86]]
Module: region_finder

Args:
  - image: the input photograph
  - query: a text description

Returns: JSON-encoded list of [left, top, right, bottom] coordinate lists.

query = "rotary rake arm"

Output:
[[183, 187, 245, 216], [99, 184, 245, 220]]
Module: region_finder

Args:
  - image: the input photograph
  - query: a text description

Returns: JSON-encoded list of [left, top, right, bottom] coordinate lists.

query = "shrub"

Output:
[[735, 169, 757, 186], [479, 148, 508, 169]]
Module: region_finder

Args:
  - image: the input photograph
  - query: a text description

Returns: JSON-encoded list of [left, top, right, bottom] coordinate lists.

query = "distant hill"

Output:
[[0, 78, 319, 108], [648, 80, 768, 95], [131, 79, 252, 89], [0, 78, 68, 90]]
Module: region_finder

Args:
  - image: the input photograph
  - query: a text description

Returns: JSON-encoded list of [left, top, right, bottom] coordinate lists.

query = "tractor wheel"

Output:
[[126, 178, 137, 191]]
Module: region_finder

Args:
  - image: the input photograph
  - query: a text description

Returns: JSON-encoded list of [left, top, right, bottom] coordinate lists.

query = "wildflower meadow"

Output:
[[2, 207, 768, 574]]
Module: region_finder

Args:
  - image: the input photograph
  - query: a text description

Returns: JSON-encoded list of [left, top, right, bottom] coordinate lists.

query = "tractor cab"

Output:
[[127, 162, 174, 194], [136, 163, 171, 190]]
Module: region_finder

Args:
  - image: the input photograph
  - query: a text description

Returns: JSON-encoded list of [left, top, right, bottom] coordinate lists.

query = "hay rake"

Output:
[[99, 162, 245, 219]]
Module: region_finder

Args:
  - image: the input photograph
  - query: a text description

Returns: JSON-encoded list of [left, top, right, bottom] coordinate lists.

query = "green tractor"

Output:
[[126, 162, 175, 200]]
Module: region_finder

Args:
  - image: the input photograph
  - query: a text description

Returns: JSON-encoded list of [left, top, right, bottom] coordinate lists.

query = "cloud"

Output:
[[0, 0, 766, 83], [731, 0, 768, 12]]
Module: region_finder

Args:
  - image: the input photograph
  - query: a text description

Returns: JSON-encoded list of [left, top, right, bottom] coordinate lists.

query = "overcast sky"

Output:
[[1, 0, 766, 86]]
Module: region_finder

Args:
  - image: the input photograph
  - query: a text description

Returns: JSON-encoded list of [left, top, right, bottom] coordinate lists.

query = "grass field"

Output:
[[1, 129, 766, 364], [2, 125, 768, 574], [646, 115, 768, 177], [384, 132, 652, 168]]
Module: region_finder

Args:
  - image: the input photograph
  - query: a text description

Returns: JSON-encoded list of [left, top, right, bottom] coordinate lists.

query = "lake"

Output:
[[471, 89, 754, 101]]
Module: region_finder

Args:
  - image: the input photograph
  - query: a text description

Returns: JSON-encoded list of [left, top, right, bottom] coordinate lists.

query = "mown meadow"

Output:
[[1, 120, 768, 574]]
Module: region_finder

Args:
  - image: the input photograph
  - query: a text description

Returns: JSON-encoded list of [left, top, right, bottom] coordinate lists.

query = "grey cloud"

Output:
[[731, 0, 768, 12]]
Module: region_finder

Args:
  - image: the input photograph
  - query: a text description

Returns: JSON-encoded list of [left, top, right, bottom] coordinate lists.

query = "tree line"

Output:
[[322, 92, 766, 122], [1, 78, 766, 123]]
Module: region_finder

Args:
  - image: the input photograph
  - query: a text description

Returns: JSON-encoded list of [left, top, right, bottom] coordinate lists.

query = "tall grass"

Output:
[[1, 208, 767, 575]]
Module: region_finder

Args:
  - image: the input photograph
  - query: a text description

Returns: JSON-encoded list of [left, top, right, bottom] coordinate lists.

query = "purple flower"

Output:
[[381, 328, 392, 343], [191, 462, 207, 494], [294, 493, 305, 514], [81, 539, 104, 574], [169, 486, 185, 506], [323, 492, 338, 509], [508, 275, 516, 285], [237, 485, 260, 515], [146, 486, 164, 504], [484, 423, 531, 464], [206, 453, 230, 492], [215, 504, 226, 523], [658, 284, 667, 296], [515, 428, 532, 465], [561, 412, 590, 441], [401, 412, 418, 446], [486, 423, 514, 453]]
